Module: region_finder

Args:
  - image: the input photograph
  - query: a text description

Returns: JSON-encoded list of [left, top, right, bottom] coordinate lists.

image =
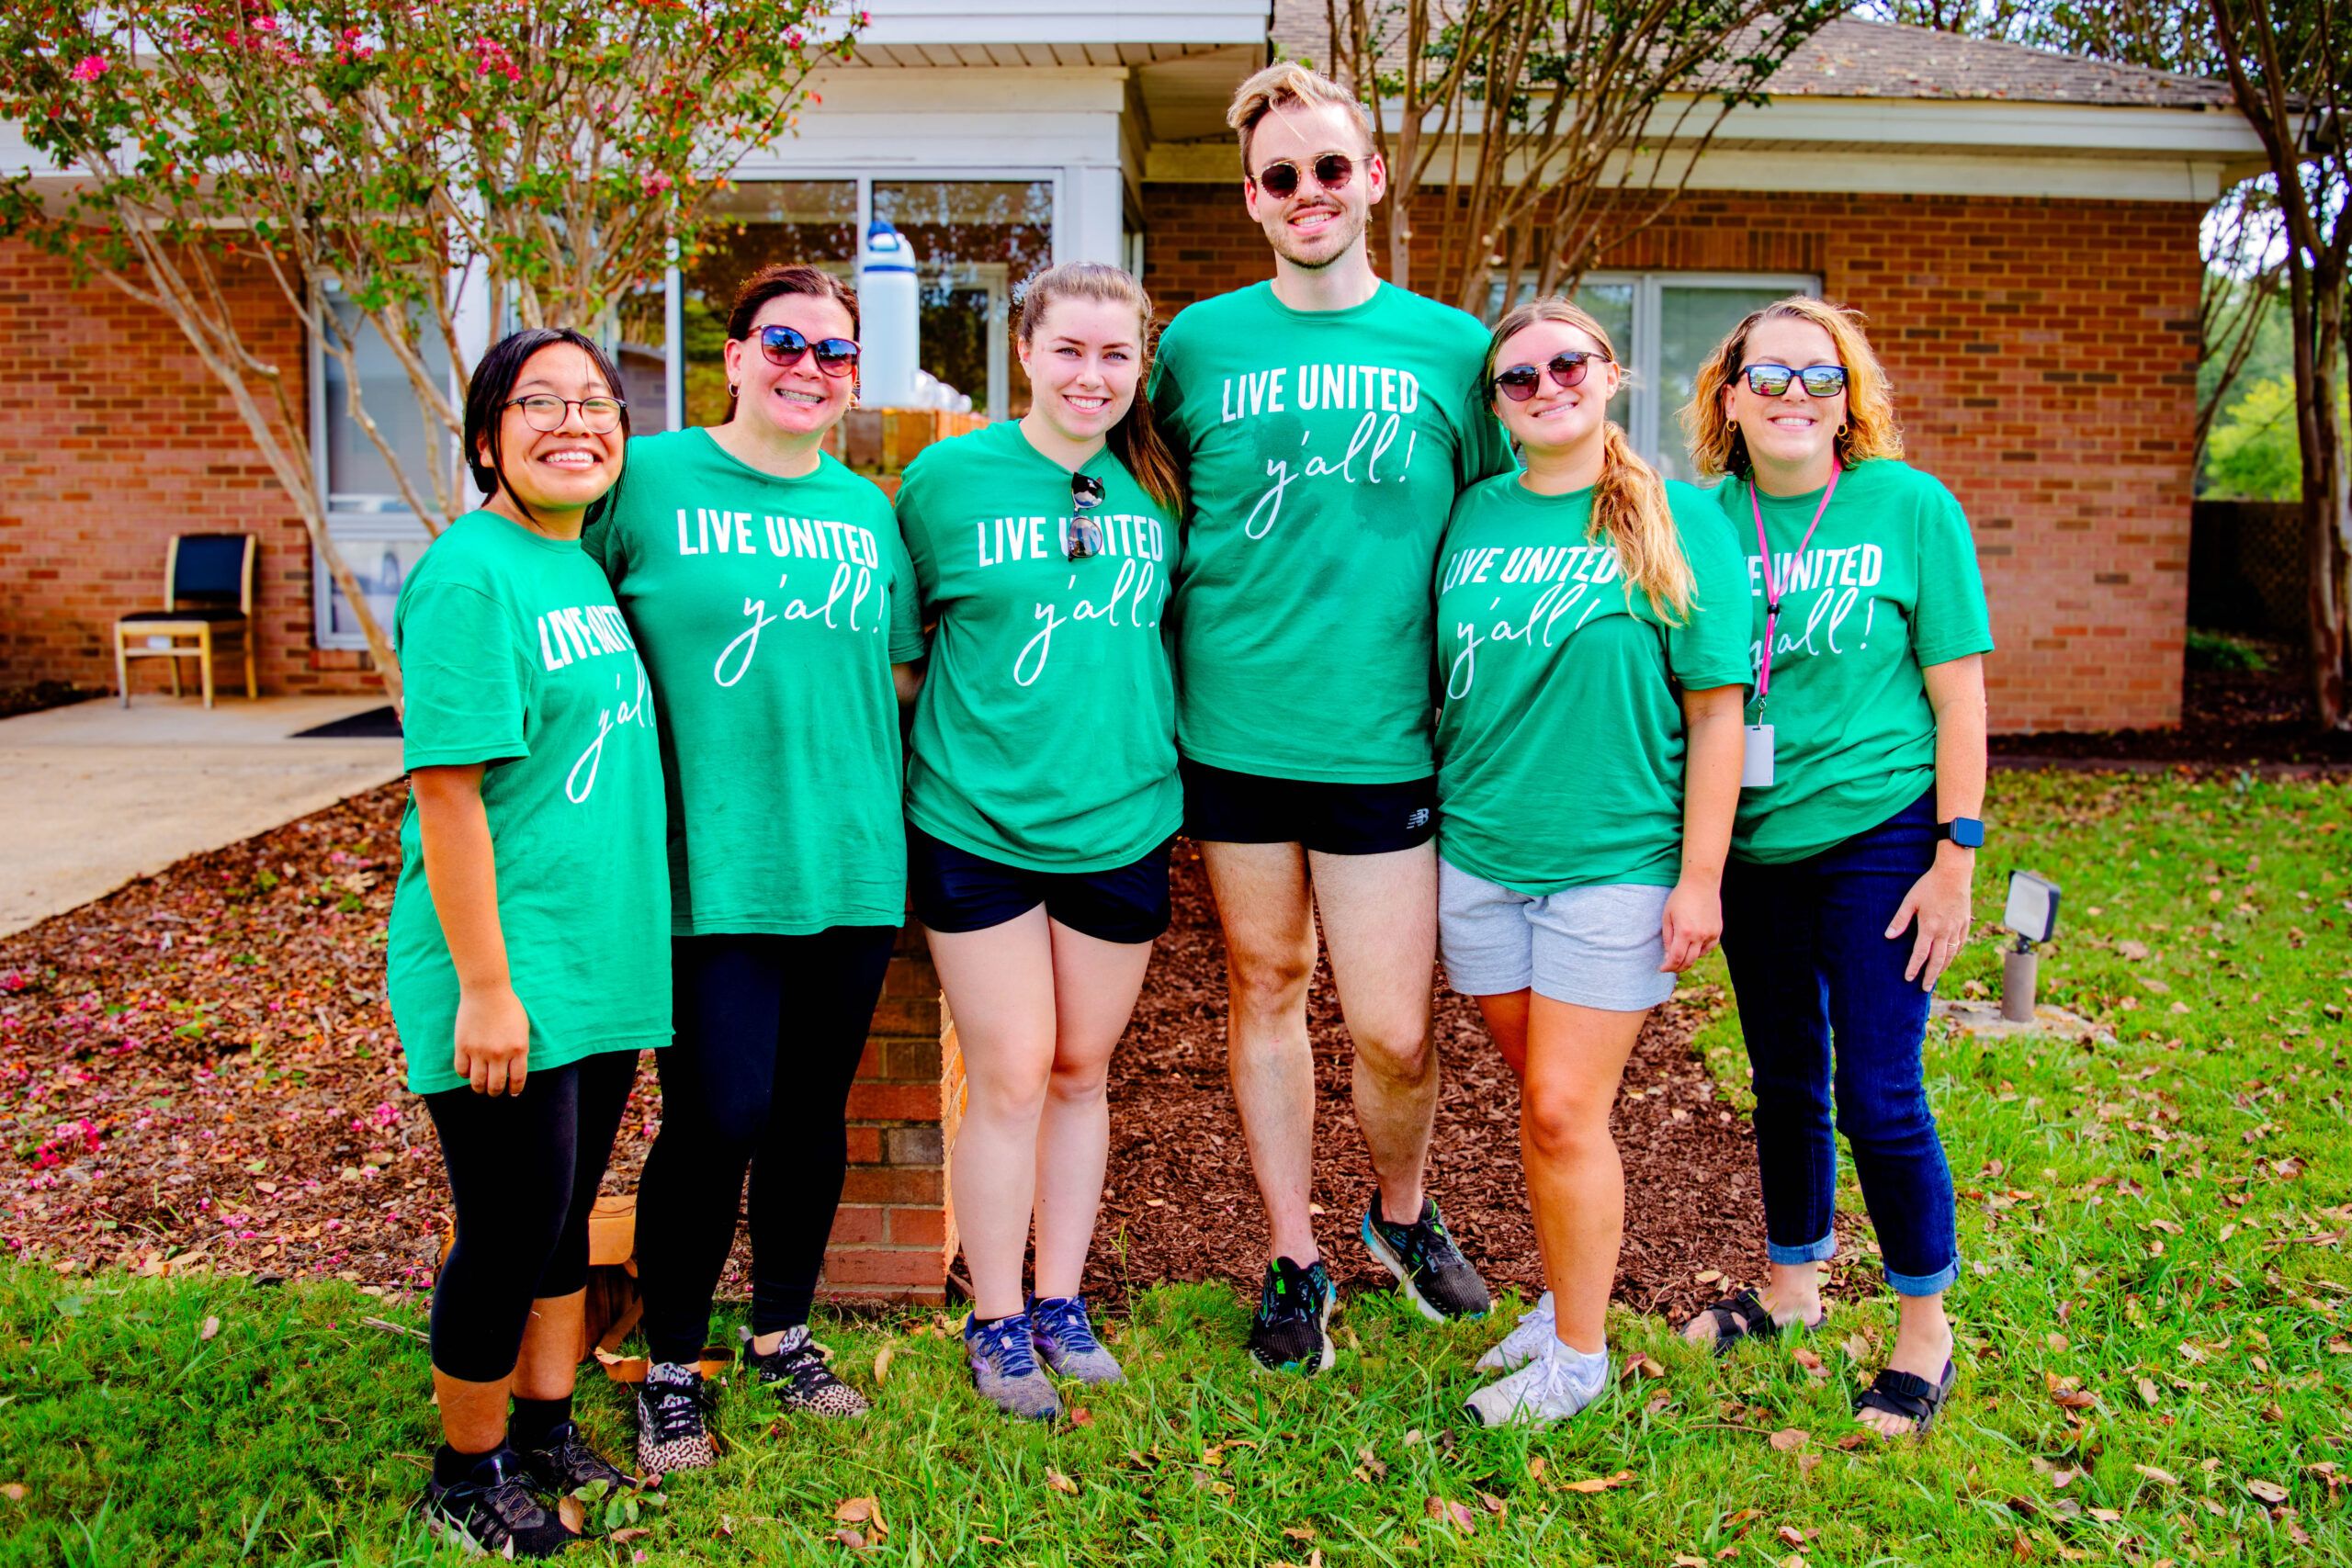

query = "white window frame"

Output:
[[1578, 270, 1821, 468]]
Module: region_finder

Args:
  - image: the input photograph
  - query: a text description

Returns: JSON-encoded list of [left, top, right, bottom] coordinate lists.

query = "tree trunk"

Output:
[[2304, 273, 2350, 728]]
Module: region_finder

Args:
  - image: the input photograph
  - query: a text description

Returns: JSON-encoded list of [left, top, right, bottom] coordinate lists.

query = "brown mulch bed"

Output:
[[0, 783, 1778, 1325], [1989, 637, 2352, 769]]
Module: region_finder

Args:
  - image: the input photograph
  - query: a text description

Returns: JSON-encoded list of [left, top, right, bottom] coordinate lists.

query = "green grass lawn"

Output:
[[4, 770, 2347, 1566]]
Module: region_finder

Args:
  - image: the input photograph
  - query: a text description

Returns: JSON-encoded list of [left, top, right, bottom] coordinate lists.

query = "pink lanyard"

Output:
[[1750, 467, 1840, 709]]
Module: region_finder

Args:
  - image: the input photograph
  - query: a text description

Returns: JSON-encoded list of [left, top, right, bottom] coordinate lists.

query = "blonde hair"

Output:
[[1680, 297, 1905, 480], [1489, 297, 1694, 623], [1226, 62, 1376, 176], [1014, 262, 1184, 516]]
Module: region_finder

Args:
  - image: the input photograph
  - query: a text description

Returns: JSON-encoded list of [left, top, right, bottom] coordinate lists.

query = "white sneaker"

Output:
[[1475, 1291, 1556, 1371], [1462, 1337, 1610, 1429]]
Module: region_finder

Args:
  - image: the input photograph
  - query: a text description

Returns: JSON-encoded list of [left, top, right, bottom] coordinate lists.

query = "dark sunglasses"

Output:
[[1492, 351, 1608, 402], [757, 324, 860, 377], [1253, 152, 1354, 199], [1066, 472, 1106, 559], [1741, 362, 1847, 398]]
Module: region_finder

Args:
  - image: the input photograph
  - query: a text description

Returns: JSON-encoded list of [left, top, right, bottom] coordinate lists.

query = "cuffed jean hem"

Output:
[[1767, 1232, 1838, 1267], [1884, 1258, 1960, 1297]]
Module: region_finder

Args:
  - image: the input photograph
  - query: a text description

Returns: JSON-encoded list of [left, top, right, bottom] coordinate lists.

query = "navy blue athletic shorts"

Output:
[[1179, 758, 1438, 856], [908, 824, 1174, 944]]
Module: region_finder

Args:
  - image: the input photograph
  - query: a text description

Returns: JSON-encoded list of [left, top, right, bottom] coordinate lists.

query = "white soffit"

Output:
[[853, 0, 1269, 52]]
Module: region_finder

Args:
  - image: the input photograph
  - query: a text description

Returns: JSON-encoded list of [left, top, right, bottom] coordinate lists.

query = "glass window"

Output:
[[873, 179, 1054, 419], [678, 180, 858, 429], [320, 293, 455, 511], [319, 526, 433, 646], [612, 280, 674, 434], [1654, 283, 1799, 481]]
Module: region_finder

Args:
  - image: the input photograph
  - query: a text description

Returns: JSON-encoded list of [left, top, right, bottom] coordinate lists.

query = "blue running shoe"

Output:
[[1247, 1257, 1336, 1375], [964, 1312, 1063, 1420], [1028, 1295, 1125, 1384]]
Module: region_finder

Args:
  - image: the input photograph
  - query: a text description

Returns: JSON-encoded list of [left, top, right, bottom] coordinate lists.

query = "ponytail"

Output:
[[1015, 262, 1185, 516]]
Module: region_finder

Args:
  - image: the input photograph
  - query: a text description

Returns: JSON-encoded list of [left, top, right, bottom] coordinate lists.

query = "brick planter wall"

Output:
[[1140, 184, 2203, 734], [827, 922, 956, 1305]]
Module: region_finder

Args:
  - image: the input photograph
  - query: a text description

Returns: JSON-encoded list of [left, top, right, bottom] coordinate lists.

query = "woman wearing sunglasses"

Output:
[[1676, 298, 1991, 1440], [582, 264, 925, 1472], [891, 262, 1184, 1419], [1432, 299, 1748, 1428], [392, 328, 665, 1554]]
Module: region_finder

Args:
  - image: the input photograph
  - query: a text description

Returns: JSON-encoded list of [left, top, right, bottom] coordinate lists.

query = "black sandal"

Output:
[[1854, 1360, 1956, 1437], [1690, 1289, 1826, 1356]]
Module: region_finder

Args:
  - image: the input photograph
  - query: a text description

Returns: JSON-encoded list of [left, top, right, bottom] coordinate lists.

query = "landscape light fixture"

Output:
[[1999, 870, 2063, 1022]]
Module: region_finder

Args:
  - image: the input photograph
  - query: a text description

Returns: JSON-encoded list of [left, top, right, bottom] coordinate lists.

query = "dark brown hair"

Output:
[[1014, 262, 1183, 515], [463, 326, 629, 529], [724, 264, 861, 422]]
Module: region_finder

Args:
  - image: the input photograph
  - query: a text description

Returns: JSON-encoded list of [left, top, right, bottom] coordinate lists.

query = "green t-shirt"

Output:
[[386, 510, 671, 1096], [894, 421, 1181, 871], [582, 429, 926, 933], [1434, 478, 1751, 893], [1706, 458, 1996, 864], [1149, 280, 1515, 782]]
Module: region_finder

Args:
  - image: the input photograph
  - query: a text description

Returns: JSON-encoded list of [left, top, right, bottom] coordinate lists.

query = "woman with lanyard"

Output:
[[1677, 298, 1992, 1439], [583, 265, 925, 1472], [390, 328, 667, 1555], [893, 262, 1184, 1420], [1431, 299, 1748, 1427]]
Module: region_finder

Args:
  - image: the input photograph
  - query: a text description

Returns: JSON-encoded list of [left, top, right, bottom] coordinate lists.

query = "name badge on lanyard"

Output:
[[1746, 468, 1841, 791]]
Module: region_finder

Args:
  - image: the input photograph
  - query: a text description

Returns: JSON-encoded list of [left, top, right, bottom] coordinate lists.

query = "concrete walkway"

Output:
[[0, 695, 402, 937]]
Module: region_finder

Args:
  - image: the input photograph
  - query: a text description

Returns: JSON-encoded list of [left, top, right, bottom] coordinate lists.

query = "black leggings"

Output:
[[424, 1049, 639, 1383], [635, 927, 898, 1362]]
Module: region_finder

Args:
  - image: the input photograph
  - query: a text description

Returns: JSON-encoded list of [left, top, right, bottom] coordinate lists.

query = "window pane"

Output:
[[322, 297, 453, 511], [321, 527, 432, 642], [1657, 285, 1789, 481], [873, 179, 1054, 419], [680, 181, 858, 429], [613, 283, 672, 434]]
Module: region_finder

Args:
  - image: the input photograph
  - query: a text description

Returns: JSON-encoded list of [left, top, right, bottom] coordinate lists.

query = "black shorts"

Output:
[[907, 824, 1173, 944], [1180, 758, 1438, 856]]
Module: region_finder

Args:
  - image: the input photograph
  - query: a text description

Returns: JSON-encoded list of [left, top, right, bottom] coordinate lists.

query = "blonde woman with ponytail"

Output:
[[1434, 299, 1748, 1427], [892, 262, 1183, 1420]]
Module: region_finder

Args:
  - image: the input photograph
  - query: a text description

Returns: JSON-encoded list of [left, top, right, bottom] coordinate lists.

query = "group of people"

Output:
[[385, 61, 1993, 1556]]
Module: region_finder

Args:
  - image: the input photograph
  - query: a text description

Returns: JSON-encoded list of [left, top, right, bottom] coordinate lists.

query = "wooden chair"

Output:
[[114, 533, 258, 708]]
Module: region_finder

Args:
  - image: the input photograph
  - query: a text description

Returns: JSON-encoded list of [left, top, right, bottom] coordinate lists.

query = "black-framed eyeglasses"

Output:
[[504, 395, 626, 434], [1066, 472, 1106, 559], [756, 324, 861, 377], [1492, 351, 1607, 402], [1253, 152, 1354, 199], [1741, 362, 1847, 399]]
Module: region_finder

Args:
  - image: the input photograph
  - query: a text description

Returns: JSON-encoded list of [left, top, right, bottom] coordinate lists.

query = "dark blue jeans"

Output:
[[1720, 789, 1959, 1296]]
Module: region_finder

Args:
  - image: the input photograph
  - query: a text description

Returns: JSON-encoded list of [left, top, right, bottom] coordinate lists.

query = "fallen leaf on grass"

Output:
[[1619, 1355, 1667, 1382], [1477, 1491, 1507, 1517], [1769, 1427, 1809, 1451], [1644, 1390, 1674, 1416], [1834, 1432, 1872, 1451], [1525, 1456, 1547, 1483], [834, 1497, 883, 1528], [199, 1314, 221, 1342], [609, 1527, 650, 1543], [1791, 1348, 1827, 1380], [559, 1495, 587, 1533], [1069, 1406, 1094, 1427], [1778, 1525, 1810, 1546], [872, 1345, 894, 1385], [1674, 1557, 1708, 1567], [2245, 1478, 2288, 1504], [831, 1528, 873, 1551], [0, 1484, 25, 1503], [1841, 1333, 1872, 1361], [1046, 1470, 1080, 1496], [2133, 1464, 2178, 1487], [1560, 1470, 1634, 1494], [2135, 1376, 2160, 1406], [1283, 1525, 1317, 1543], [1424, 1496, 1476, 1533]]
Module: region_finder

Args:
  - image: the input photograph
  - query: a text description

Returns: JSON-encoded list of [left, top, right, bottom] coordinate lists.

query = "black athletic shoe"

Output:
[[1247, 1257, 1336, 1375], [743, 1325, 871, 1417], [519, 1419, 641, 1496], [635, 1361, 718, 1476], [1362, 1192, 1492, 1322], [422, 1447, 576, 1558]]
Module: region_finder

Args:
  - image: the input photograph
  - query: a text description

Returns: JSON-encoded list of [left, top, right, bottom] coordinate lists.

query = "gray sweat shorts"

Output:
[[1437, 857, 1676, 1012]]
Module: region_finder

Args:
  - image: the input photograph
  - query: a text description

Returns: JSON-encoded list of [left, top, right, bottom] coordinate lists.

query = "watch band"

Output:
[[1938, 817, 1985, 849]]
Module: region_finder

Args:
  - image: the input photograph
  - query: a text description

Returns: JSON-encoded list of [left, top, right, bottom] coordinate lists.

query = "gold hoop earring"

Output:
[[1837, 423, 1849, 438]]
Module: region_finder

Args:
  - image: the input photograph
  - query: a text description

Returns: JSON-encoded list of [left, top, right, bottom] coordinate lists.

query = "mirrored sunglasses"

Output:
[[1741, 362, 1848, 399], [757, 324, 860, 377]]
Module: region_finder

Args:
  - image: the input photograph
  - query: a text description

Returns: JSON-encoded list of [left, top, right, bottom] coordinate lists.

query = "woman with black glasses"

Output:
[[582, 265, 924, 1472], [892, 262, 1184, 1420], [1676, 297, 1992, 1441]]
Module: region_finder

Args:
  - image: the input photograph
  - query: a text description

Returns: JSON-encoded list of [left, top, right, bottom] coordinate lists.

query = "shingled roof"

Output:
[[1270, 7, 2237, 110]]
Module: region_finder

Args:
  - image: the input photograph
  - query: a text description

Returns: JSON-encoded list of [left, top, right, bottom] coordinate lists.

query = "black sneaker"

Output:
[[1247, 1257, 1336, 1375], [519, 1419, 641, 1496], [1362, 1192, 1492, 1322], [742, 1325, 871, 1417], [422, 1447, 576, 1557], [635, 1361, 718, 1476]]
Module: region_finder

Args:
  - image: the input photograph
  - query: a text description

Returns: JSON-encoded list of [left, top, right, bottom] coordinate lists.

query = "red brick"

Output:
[[887, 1205, 947, 1248], [846, 1081, 941, 1122]]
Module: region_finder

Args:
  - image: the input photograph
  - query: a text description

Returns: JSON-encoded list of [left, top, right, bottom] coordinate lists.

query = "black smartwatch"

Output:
[[1937, 817, 1985, 849]]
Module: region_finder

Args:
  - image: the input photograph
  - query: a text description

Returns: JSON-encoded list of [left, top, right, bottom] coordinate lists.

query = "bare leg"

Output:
[[1472, 990, 1549, 1290], [1520, 997, 1646, 1353], [1030, 920, 1156, 1300], [1860, 1292, 1955, 1437], [432, 1369, 512, 1455], [1681, 1258, 1825, 1345], [1200, 840, 1322, 1265], [510, 1290, 587, 1401], [1310, 843, 1439, 1224], [931, 908, 1058, 1320]]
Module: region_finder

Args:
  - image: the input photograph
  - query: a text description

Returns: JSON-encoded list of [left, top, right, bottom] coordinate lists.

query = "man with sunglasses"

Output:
[[1148, 62, 1515, 1376]]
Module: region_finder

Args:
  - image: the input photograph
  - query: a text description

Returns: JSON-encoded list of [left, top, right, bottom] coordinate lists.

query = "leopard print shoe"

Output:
[[634, 1362, 718, 1476], [742, 1325, 870, 1417]]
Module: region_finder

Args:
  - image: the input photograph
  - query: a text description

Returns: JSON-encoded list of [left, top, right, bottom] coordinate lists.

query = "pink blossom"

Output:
[[641, 172, 674, 197], [69, 55, 110, 83]]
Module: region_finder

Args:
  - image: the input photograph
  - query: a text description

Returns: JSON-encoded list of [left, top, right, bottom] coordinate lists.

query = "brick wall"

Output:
[[827, 922, 956, 1305], [0, 240, 379, 697], [1140, 185, 2203, 733]]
